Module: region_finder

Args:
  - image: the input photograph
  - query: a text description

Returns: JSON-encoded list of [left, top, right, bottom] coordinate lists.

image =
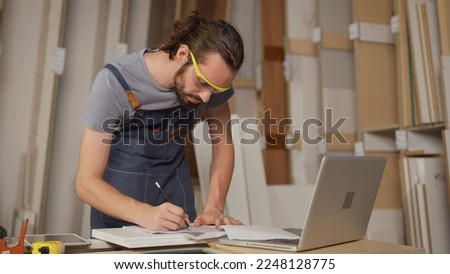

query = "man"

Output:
[[75, 11, 244, 231]]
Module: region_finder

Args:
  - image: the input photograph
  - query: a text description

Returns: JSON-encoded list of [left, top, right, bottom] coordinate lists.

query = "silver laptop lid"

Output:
[[298, 155, 386, 251]]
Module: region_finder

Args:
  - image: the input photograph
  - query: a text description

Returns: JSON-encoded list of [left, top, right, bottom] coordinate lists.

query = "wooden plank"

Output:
[[441, 56, 450, 128], [232, 78, 256, 89], [415, 183, 430, 251], [175, 0, 230, 21], [263, 149, 290, 184], [321, 31, 353, 50], [173, 0, 230, 182], [147, 0, 176, 48], [261, 0, 290, 184], [416, 1, 444, 123], [437, 0, 450, 55], [394, 0, 416, 128], [354, 42, 398, 130], [0, 0, 3, 57], [406, 0, 435, 125], [31, 0, 67, 233], [398, 157, 416, 246], [260, 0, 285, 47], [263, 45, 285, 61], [442, 130, 450, 211], [196, 0, 229, 20], [119, 0, 129, 42], [261, 61, 288, 133], [367, 152, 402, 210], [352, 1, 398, 132], [353, 0, 394, 24], [405, 157, 449, 253], [352, 2, 402, 219], [195, 0, 229, 20], [175, 0, 196, 19], [424, 2, 444, 122], [287, 38, 318, 56], [421, 2, 444, 122], [417, 2, 437, 122], [424, 181, 450, 253]]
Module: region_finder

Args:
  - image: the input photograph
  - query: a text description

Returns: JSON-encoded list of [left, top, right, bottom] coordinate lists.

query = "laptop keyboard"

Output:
[[260, 228, 302, 245], [264, 238, 300, 245]]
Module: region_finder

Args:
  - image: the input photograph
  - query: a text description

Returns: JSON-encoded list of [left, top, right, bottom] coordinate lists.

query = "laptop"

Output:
[[219, 155, 387, 252]]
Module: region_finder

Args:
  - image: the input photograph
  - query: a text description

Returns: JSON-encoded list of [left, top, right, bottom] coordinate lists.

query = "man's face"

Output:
[[174, 63, 202, 108], [173, 52, 234, 108]]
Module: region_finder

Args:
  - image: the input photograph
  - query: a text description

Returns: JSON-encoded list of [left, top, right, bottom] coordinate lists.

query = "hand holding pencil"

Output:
[[155, 182, 191, 230]]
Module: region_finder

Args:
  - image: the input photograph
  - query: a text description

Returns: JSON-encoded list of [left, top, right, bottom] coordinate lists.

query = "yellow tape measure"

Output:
[[31, 241, 65, 254]]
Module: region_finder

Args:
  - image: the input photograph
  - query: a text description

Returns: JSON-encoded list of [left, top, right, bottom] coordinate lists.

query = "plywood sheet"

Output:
[[395, 0, 416, 128], [367, 152, 402, 209], [416, 2, 443, 123], [406, 0, 437, 124], [352, 0, 398, 131], [354, 42, 398, 130], [353, 0, 394, 24], [263, 149, 290, 184], [261, 0, 289, 184], [176, 0, 229, 20], [260, 0, 284, 46], [288, 38, 318, 55], [437, 0, 450, 55], [322, 31, 353, 50]]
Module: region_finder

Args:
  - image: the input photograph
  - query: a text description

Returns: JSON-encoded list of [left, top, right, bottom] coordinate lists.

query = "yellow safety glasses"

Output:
[[189, 51, 230, 92]]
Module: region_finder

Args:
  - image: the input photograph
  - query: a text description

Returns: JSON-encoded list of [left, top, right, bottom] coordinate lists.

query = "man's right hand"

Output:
[[138, 202, 189, 231]]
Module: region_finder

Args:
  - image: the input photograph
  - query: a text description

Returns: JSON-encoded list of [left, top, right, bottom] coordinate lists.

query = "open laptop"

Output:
[[219, 155, 387, 252]]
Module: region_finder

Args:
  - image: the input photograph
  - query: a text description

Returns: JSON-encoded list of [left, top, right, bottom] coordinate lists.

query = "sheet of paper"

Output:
[[123, 225, 226, 241], [221, 225, 301, 240]]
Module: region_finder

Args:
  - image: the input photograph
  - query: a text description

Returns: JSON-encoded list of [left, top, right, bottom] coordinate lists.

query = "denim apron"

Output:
[[91, 64, 204, 229]]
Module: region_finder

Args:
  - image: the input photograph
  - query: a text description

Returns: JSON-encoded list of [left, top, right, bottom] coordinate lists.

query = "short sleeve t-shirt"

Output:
[[84, 48, 234, 133]]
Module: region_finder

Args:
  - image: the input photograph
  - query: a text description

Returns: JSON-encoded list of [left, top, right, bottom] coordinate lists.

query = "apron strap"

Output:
[[104, 63, 141, 110]]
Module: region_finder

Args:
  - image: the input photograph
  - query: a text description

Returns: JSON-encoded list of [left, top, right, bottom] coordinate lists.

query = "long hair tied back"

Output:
[[159, 11, 244, 72]]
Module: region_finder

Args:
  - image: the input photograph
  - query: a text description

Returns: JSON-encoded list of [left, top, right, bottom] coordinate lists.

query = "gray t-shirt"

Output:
[[84, 48, 234, 133]]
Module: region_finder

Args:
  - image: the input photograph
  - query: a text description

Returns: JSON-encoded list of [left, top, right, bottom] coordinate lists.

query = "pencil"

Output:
[[155, 182, 191, 230]]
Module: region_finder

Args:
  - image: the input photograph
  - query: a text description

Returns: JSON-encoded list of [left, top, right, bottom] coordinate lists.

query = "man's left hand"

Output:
[[194, 208, 243, 228]]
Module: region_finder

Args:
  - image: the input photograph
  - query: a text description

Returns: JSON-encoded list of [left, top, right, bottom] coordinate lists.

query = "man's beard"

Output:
[[174, 64, 203, 109]]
